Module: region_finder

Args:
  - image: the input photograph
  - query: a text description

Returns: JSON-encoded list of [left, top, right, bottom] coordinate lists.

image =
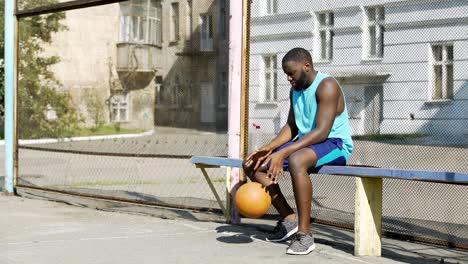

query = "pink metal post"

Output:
[[228, 0, 248, 224]]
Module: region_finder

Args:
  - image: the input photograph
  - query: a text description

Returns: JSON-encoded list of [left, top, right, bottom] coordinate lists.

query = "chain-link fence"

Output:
[[247, 0, 468, 248], [16, 0, 230, 211], [11, 0, 468, 249]]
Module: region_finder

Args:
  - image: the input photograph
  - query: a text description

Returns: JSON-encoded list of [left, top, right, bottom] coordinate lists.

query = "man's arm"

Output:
[[244, 89, 298, 169], [264, 89, 298, 150], [278, 78, 340, 156]]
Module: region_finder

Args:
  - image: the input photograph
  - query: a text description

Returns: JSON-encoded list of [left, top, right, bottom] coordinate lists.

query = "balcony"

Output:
[[116, 43, 161, 89]]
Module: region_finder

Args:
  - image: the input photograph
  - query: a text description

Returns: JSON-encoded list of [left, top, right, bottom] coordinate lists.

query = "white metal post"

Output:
[[3, 0, 16, 194]]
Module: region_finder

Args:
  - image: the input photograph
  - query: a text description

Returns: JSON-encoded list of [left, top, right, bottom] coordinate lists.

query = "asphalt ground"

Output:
[[1, 129, 467, 263], [1, 195, 467, 264]]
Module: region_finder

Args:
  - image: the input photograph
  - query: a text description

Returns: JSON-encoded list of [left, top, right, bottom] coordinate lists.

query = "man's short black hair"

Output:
[[282, 48, 313, 65]]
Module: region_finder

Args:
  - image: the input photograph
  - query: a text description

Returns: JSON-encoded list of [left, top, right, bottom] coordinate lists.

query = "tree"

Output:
[[0, 2, 5, 123], [1, 0, 82, 139]]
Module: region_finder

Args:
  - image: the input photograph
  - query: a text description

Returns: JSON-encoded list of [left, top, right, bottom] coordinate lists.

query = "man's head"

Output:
[[282, 48, 314, 90]]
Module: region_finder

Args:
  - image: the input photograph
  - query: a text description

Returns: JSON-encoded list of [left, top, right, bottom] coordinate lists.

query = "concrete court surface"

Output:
[[1, 195, 467, 264]]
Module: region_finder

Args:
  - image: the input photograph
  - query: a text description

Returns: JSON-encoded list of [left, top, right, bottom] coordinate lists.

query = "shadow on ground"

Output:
[[214, 222, 467, 264]]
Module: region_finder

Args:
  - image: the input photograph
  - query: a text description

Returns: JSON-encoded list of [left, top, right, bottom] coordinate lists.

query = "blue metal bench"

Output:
[[190, 156, 468, 256]]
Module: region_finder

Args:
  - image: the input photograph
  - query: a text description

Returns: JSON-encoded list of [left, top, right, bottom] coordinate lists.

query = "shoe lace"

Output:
[[272, 220, 283, 233], [292, 232, 306, 243]]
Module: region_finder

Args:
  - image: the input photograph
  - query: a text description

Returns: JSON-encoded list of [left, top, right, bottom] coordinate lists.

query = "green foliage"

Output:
[[1, 0, 82, 139], [83, 89, 106, 130], [73, 125, 144, 137], [352, 133, 429, 141], [113, 122, 121, 132]]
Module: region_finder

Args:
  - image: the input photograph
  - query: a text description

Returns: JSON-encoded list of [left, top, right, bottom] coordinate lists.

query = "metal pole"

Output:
[[227, 0, 244, 224], [3, 0, 16, 194], [240, 0, 251, 173]]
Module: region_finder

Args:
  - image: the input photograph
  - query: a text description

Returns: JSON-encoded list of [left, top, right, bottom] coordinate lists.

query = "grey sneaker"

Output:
[[286, 231, 316, 255], [266, 218, 298, 242]]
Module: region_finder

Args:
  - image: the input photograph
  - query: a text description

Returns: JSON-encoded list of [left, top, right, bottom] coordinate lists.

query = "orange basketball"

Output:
[[235, 182, 272, 218]]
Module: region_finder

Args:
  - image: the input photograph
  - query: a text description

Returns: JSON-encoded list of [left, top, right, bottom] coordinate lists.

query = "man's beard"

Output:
[[293, 70, 308, 90]]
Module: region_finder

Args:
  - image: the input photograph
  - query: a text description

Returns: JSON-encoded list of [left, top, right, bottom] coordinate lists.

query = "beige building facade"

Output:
[[46, 0, 229, 132]]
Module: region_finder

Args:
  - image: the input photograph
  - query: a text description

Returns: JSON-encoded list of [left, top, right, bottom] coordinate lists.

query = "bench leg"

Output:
[[354, 177, 382, 256], [199, 167, 230, 222], [225, 167, 232, 223]]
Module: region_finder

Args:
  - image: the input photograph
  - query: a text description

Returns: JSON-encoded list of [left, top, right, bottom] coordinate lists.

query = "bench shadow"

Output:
[[214, 220, 467, 264], [215, 222, 275, 244], [13, 180, 467, 264]]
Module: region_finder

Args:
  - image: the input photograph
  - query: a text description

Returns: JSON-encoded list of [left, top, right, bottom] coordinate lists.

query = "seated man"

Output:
[[243, 47, 353, 255]]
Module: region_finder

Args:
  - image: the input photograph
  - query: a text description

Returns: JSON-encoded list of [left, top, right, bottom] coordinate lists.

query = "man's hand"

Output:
[[244, 146, 273, 171], [262, 151, 287, 184]]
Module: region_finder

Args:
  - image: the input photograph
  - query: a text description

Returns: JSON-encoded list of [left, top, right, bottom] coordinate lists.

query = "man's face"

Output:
[[282, 60, 310, 90]]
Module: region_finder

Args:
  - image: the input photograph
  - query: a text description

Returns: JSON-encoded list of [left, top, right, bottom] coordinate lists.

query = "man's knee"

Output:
[[242, 160, 254, 180], [288, 150, 315, 175], [242, 159, 250, 172]]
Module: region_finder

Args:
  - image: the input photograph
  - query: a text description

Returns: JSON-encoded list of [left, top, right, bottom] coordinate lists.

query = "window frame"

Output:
[[170, 2, 180, 42], [155, 76, 178, 108], [259, 54, 278, 103], [200, 13, 214, 51], [219, 0, 227, 39], [429, 43, 454, 101], [260, 0, 277, 16], [155, 76, 165, 105], [218, 71, 228, 108], [119, 0, 162, 46], [313, 11, 334, 62], [172, 76, 181, 107], [186, 0, 193, 39], [180, 82, 193, 108], [110, 92, 130, 123], [362, 6, 385, 60]]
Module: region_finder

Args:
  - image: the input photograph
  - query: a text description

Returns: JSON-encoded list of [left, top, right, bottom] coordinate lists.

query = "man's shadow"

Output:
[[214, 219, 466, 264], [214, 217, 355, 254]]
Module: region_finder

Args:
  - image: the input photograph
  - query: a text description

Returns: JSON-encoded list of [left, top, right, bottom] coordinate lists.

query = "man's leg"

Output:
[[287, 148, 318, 234], [286, 139, 348, 255], [282, 148, 318, 255], [242, 163, 295, 220]]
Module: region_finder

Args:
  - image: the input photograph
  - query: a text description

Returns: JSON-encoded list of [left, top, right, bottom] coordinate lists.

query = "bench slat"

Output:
[[317, 166, 468, 184], [190, 156, 468, 184], [190, 156, 243, 168]]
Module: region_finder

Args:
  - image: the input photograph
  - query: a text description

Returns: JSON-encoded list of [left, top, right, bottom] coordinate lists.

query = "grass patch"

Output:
[[176, 179, 199, 184], [352, 133, 428, 141], [54, 180, 161, 188], [0, 125, 145, 140], [73, 125, 146, 137], [212, 178, 226, 183], [175, 178, 225, 184]]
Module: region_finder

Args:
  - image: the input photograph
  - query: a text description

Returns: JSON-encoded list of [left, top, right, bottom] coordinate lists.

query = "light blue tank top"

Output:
[[292, 72, 354, 159]]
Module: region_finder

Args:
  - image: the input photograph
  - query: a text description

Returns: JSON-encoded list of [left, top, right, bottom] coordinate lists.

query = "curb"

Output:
[[0, 129, 155, 146]]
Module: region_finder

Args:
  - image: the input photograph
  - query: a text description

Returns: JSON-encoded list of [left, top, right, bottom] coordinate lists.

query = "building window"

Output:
[[218, 72, 228, 108], [156, 75, 178, 106], [170, 2, 180, 42], [261, 0, 277, 15], [219, 0, 227, 39], [200, 14, 213, 51], [120, 0, 162, 46], [260, 55, 277, 102], [186, 0, 192, 39], [155, 76, 165, 104], [180, 83, 193, 107], [110, 92, 129, 122], [172, 76, 181, 106], [430, 44, 453, 100], [362, 6, 384, 59], [314, 12, 334, 61]]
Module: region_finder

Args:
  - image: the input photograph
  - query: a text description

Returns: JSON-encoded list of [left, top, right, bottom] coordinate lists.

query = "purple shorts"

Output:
[[271, 138, 348, 173]]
